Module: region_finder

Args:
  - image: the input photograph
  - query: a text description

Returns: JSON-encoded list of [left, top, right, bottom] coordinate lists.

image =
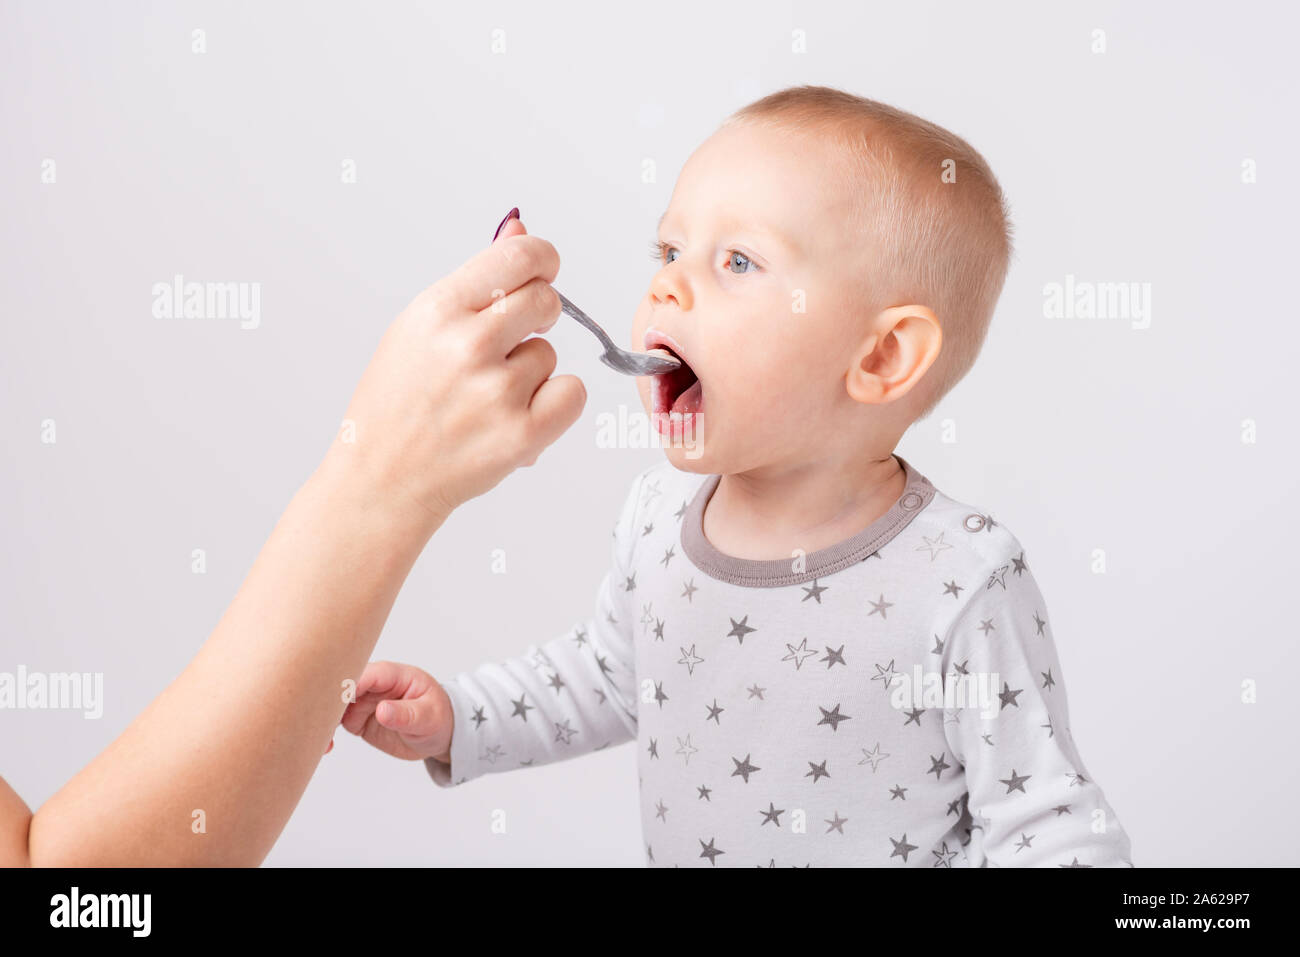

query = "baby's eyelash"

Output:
[[648, 239, 760, 273]]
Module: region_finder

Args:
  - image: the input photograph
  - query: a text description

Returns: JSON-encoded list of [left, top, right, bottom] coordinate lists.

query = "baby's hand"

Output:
[[334, 661, 454, 763]]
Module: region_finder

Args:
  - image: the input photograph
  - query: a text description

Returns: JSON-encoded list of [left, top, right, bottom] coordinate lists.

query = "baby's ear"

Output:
[[844, 305, 942, 406]]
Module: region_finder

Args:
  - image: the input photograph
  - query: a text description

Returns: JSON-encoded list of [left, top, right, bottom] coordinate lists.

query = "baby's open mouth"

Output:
[[645, 335, 703, 419]]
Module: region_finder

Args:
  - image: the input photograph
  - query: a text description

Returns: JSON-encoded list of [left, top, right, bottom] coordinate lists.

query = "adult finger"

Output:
[[480, 276, 563, 354], [505, 336, 560, 401], [524, 374, 586, 458], [440, 232, 560, 316], [494, 212, 526, 244]]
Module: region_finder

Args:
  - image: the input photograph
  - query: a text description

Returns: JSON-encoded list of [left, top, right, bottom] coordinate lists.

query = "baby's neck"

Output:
[[701, 453, 906, 562]]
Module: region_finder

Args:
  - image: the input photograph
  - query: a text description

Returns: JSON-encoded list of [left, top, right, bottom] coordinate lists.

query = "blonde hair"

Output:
[[721, 85, 1014, 419]]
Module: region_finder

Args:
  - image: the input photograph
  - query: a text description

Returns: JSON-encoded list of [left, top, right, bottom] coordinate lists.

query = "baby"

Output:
[[342, 85, 1134, 867]]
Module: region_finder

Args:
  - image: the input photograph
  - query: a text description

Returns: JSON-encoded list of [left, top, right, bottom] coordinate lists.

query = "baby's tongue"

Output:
[[671, 379, 703, 415]]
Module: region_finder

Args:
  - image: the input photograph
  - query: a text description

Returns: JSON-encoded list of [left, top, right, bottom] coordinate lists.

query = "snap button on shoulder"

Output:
[[901, 491, 923, 510], [963, 513, 986, 532]]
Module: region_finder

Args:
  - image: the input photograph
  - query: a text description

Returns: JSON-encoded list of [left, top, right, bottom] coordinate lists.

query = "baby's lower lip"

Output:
[[650, 367, 704, 439], [653, 407, 703, 441]]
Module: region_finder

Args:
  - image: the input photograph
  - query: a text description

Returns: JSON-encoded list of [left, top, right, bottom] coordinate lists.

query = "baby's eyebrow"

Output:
[[656, 210, 801, 259]]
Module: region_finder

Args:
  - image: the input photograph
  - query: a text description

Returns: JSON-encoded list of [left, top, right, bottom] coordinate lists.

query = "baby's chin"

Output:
[[658, 440, 712, 472], [630, 388, 710, 469], [651, 411, 815, 477]]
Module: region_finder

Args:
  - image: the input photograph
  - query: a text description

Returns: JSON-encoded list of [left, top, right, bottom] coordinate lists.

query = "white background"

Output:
[[1, 0, 1294, 865]]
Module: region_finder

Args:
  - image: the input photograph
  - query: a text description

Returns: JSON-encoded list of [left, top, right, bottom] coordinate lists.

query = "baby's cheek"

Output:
[[716, 365, 772, 435], [752, 365, 823, 430]]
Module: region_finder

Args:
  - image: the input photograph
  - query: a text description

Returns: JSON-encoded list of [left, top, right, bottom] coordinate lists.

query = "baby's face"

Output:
[[632, 122, 875, 474]]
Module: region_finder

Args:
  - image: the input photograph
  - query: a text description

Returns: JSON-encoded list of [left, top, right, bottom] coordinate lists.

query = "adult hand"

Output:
[[324, 211, 586, 533]]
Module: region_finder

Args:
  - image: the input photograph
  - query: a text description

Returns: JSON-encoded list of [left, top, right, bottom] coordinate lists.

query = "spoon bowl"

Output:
[[557, 291, 681, 376]]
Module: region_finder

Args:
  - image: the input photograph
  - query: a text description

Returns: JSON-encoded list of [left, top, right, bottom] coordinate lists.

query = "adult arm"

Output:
[[5, 218, 585, 867]]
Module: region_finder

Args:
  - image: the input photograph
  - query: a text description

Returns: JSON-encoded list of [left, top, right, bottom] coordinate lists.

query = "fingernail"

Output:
[[492, 206, 521, 241]]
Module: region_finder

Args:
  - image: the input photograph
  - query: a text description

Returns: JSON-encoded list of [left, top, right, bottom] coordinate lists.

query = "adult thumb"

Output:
[[492, 207, 526, 243]]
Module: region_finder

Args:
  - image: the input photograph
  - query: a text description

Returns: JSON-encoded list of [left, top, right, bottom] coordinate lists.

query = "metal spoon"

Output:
[[557, 291, 682, 376]]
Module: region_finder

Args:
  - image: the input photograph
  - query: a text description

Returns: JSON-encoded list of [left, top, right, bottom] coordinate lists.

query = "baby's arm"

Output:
[[940, 537, 1134, 867], [424, 468, 650, 788]]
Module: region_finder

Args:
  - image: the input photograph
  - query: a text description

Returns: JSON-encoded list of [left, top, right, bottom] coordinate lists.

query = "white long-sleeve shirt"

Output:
[[425, 455, 1135, 867]]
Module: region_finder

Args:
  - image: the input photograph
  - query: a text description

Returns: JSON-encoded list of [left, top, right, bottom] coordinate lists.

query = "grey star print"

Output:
[[422, 461, 1134, 868]]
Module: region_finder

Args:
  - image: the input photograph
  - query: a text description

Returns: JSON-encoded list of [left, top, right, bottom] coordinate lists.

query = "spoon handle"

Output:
[[556, 291, 618, 353]]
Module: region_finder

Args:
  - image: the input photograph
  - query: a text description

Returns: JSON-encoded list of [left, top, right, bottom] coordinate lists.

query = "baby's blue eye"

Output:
[[727, 251, 755, 274], [649, 240, 679, 265], [649, 240, 759, 274]]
